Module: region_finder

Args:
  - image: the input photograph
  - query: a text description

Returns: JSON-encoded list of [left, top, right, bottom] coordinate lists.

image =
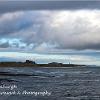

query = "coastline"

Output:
[[0, 61, 86, 67]]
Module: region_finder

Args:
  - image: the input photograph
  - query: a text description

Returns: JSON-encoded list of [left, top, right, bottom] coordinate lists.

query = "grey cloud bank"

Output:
[[0, 1, 100, 14]]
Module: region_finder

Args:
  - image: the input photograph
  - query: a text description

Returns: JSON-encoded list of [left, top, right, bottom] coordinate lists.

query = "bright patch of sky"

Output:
[[0, 52, 100, 65]]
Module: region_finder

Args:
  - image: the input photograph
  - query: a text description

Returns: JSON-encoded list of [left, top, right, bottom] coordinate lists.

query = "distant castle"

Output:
[[25, 60, 36, 64]]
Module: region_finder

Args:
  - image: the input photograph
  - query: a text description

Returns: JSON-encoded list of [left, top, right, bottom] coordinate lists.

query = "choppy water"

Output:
[[0, 66, 100, 100]]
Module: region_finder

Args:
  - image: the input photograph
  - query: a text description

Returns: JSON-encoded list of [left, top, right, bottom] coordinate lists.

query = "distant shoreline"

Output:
[[0, 60, 86, 67]]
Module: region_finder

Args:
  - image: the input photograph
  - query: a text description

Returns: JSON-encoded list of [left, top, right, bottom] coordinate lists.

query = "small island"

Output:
[[0, 60, 86, 67]]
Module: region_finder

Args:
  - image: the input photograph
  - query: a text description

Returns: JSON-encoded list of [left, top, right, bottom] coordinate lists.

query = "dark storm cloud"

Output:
[[0, 16, 33, 36], [0, 11, 37, 37], [0, 1, 100, 13]]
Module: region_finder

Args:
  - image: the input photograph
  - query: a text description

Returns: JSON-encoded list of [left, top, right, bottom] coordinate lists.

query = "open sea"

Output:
[[0, 66, 100, 100]]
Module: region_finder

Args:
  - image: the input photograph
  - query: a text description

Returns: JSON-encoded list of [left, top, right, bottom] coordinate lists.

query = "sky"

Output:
[[0, 1, 100, 65]]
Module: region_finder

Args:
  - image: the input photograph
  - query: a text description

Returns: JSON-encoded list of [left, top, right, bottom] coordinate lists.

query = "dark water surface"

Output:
[[0, 66, 100, 100]]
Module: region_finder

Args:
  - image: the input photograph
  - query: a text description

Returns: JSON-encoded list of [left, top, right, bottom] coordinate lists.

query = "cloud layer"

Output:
[[0, 10, 100, 52], [0, 1, 100, 14]]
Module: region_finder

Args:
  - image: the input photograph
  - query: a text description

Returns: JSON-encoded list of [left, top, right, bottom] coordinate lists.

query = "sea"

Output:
[[0, 66, 100, 100]]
